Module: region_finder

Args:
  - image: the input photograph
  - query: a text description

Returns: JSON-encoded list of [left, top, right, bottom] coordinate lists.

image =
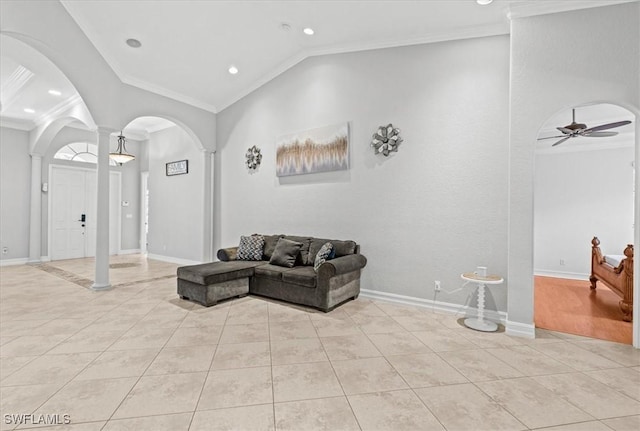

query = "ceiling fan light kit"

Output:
[[537, 108, 632, 147]]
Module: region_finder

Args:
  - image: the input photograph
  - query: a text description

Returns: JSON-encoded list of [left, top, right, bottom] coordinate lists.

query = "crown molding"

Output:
[[0, 117, 33, 131], [120, 74, 218, 113], [34, 93, 85, 126], [507, 0, 637, 19], [217, 22, 510, 111]]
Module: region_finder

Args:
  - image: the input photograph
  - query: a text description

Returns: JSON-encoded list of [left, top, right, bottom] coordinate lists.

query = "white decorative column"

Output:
[[92, 127, 114, 290], [201, 149, 214, 262], [28, 153, 42, 263]]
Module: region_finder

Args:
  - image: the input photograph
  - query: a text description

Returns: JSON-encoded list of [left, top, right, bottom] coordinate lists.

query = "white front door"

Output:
[[50, 166, 120, 260]]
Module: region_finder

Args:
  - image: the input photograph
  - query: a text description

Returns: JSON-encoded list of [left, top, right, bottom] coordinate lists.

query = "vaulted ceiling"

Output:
[[0, 0, 635, 136]]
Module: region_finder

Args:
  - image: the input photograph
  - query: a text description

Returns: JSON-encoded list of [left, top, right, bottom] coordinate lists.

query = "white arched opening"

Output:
[[533, 102, 636, 345]]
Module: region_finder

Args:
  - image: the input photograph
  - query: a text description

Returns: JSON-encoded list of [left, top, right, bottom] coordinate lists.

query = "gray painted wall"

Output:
[[147, 126, 204, 262], [216, 35, 510, 311], [0, 127, 31, 261]]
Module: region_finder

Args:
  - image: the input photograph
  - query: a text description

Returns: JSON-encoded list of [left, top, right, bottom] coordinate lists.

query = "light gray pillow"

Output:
[[269, 238, 303, 268]]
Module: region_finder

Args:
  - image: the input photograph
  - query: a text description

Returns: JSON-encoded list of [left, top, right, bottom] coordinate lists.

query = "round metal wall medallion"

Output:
[[371, 124, 402, 156], [245, 145, 262, 170]]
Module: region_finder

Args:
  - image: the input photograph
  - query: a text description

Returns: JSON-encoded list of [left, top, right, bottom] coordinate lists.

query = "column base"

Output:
[[91, 283, 112, 291]]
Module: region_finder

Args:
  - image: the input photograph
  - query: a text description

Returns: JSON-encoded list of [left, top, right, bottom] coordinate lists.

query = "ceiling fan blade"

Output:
[[583, 120, 632, 133], [582, 131, 618, 138], [552, 136, 571, 147], [538, 135, 569, 140]]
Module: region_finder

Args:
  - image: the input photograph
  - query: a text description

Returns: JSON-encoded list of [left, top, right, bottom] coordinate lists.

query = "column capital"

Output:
[[95, 126, 119, 136], [30, 153, 43, 160]]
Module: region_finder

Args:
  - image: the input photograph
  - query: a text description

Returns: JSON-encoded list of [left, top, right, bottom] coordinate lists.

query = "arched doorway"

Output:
[[122, 116, 212, 264], [533, 102, 636, 344]]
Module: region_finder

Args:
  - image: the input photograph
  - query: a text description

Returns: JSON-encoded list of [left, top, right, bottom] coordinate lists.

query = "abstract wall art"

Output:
[[276, 123, 349, 177]]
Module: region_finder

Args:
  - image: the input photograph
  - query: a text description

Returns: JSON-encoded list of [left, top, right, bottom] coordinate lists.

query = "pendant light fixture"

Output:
[[109, 131, 135, 165]]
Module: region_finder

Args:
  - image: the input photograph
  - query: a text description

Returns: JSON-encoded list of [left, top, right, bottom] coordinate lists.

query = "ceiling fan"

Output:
[[538, 108, 632, 147]]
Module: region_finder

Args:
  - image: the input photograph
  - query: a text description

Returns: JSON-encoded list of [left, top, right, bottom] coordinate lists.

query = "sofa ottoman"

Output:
[[177, 261, 263, 306]]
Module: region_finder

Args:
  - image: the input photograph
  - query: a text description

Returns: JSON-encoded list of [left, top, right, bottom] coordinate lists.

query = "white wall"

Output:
[[0, 127, 31, 261], [216, 35, 510, 311], [534, 146, 635, 278], [38, 127, 143, 254], [148, 126, 204, 262], [508, 2, 639, 331]]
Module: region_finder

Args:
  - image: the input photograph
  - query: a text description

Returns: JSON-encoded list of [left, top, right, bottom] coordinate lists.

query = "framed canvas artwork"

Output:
[[276, 123, 349, 177]]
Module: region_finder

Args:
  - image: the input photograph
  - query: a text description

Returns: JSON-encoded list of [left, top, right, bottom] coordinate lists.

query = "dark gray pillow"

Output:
[[269, 238, 303, 268]]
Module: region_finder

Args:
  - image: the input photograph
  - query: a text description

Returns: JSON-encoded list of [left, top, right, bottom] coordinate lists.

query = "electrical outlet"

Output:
[[559, 259, 565, 266], [434, 280, 441, 292]]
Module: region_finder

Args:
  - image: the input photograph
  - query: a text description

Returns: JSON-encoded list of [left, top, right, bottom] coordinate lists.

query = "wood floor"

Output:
[[534, 275, 632, 344]]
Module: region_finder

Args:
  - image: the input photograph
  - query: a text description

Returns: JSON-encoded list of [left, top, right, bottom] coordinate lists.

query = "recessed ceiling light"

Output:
[[126, 38, 142, 48], [303, 27, 314, 36], [48, 89, 62, 96], [476, 0, 493, 5], [228, 65, 239, 75], [24, 108, 35, 113]]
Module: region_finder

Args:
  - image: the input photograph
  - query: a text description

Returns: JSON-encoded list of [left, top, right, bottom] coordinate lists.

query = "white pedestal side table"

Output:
[[460, 272, 504, 332]]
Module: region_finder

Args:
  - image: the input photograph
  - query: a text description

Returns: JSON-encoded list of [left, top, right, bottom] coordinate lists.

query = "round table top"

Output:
[[461, 273, 504, 284]]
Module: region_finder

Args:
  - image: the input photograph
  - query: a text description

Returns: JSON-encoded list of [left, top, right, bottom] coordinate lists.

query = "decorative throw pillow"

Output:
[[314, 242, 335, 272], [270, 238, 303, 268], [236, 235, 265, 261]]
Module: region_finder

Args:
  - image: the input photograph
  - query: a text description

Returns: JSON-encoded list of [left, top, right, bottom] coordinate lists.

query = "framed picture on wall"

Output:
[[166, 159, 188, 176], [276, 122, 349, 177]]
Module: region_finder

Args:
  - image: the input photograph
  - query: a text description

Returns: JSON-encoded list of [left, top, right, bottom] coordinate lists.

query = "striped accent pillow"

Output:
[[237, 235, 265, 261], [314, 242, 335, 271]]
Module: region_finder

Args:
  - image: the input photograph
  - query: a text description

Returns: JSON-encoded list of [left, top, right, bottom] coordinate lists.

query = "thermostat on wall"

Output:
[[41, 183, 48, 192]]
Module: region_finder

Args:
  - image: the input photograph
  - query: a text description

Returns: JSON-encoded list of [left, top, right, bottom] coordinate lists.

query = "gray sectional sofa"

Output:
[[177, 234, 367, 312]]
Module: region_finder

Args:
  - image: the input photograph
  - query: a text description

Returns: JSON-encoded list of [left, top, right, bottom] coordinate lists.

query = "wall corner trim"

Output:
[[118, 249, 142, 255], [0, 258, 30, 267], [146, 253, 202, 266], [505, 319, 536, 339]]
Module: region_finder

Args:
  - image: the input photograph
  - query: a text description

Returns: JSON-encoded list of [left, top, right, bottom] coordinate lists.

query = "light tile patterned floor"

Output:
[[1, 255, 639, 430]]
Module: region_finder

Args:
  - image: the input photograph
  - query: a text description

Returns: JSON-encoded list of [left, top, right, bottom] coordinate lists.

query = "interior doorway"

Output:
[[49, 165, 120, 260], [533, 103, 635, 344]]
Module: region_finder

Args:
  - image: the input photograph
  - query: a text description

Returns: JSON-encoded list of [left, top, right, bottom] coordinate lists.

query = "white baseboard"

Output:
[[0, 257, 29, 267], [118, 249, 141, 255], [534, 269, 589, 281], [360, 288, 507, 323], [40, 256, 51, 262], [360, 288, 538, 339], [146, 253, 201, 266], [505, 319, 536, 339]]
